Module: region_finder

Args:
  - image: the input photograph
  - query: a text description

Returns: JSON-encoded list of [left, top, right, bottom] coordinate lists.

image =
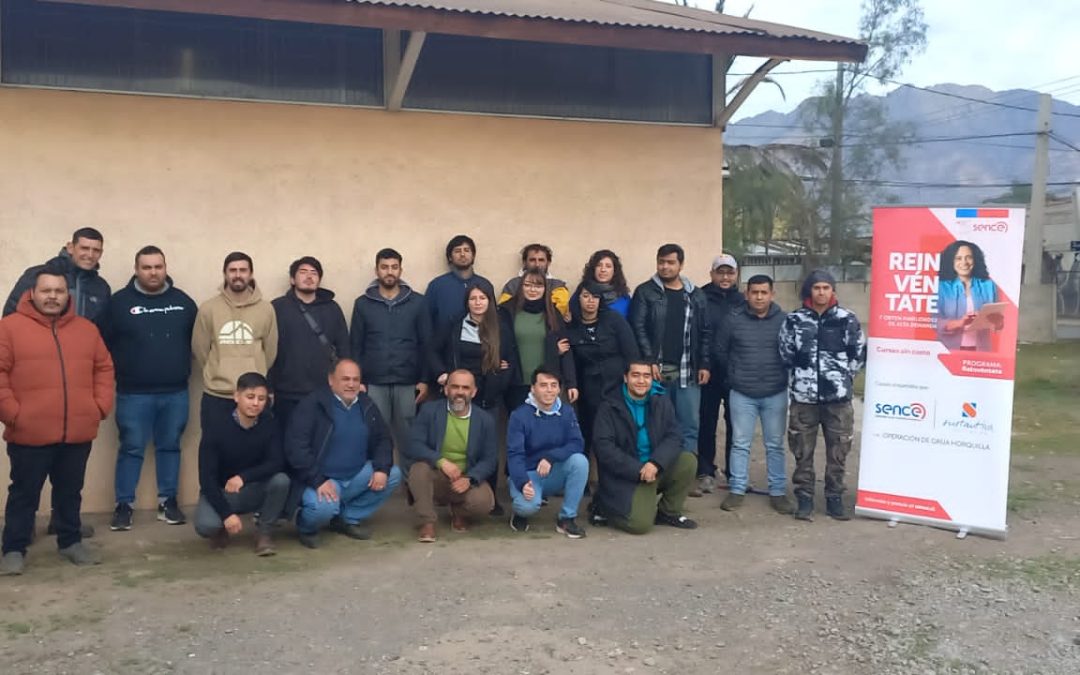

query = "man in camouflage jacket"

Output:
[[778, 270, 866, 521]]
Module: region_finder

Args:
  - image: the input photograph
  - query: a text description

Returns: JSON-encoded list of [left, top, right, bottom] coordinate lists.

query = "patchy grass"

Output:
[[4, 621, 33, 637], [979, 554, 1080, 589], [1011, 343, 1080, 456]]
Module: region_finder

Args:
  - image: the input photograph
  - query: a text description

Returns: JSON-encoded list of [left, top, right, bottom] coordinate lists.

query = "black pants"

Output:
[[3, 442, 92, 554], [698, 375, 733, 479], [273, 396, 302, 437]]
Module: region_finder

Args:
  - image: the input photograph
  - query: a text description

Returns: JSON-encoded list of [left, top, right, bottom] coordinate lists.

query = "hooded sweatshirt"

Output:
[[349, 281, 431, 385], [192, 286, 278, 398], [0, 291, 115, 446], [779, 270, 866, 404], [506, 391, 585, 491]]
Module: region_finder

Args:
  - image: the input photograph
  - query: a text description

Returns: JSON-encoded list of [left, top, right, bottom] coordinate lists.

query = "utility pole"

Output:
[[828, 63, 845, 265], [1024, 94, 1051, 284]]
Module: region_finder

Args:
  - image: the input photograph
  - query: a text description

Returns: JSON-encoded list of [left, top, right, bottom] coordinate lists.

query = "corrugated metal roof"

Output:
[[343, 0, 863, 48]]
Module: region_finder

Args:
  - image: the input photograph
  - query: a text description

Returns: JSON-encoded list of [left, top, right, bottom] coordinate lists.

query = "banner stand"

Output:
[[855, 507, 1007, 540]]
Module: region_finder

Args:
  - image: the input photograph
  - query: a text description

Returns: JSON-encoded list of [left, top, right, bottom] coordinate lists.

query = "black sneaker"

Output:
[[556, 517, 586, 539], [655, 511, 698, 529], [327, 516, 371, 540], [509, 514, 530, 532], [110, 503, 134, 531], [587, 502, 608, 527], [158, 497, 186, 525]]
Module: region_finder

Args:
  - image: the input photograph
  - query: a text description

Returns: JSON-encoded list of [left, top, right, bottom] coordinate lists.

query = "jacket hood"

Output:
[[219, 284, 264, 308], [125, 275, 175, 296], [743, 301, 783, 320], [621, 380, 666, 404], [703, 283, 741, 303], [800, 269, 837, 301], [15, 289, 76, 327], [650, 274, 697, 293], [363, 281, 414, 306], [282, 287, 337, 305], [53, 248, 101, 276], [525, 391, 563, 416]]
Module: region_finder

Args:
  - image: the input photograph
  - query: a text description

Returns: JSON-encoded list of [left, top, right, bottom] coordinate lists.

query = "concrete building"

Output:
[[0, 0, 865, 512]]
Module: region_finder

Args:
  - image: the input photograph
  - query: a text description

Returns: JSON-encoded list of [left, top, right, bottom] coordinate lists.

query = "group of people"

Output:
[[0, 228, 866, 576]]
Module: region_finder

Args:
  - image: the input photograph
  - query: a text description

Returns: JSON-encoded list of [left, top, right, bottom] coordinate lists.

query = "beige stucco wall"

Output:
[[0, 87, 725, 513]]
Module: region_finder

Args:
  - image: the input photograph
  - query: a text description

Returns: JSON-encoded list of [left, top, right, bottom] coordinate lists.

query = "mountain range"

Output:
[[725, 84, 1080, 206]]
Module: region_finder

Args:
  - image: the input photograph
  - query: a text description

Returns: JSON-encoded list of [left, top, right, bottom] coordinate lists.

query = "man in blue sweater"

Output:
[[285, 359, 402, 548], [506, 367, 588, 538], [194, 372, 290, 556], [104, 245, 197, 531]]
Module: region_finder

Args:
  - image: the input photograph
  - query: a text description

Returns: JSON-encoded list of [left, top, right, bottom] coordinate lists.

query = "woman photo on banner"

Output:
[[936, 240, 1004, 352]]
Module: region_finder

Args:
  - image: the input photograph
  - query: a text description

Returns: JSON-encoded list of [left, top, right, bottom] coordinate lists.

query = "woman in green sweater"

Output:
[[501, 271, 578, 412]]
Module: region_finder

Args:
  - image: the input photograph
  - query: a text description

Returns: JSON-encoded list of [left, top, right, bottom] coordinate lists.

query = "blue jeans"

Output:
[[297, 462, 402, 534], [508, 453, 589, 520], [114, 390, 190, 504], [665, 382, 701, 454], [728, 389, 788, 496]]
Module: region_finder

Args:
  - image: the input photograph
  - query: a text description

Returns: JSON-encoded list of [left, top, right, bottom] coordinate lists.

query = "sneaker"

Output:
[[298, 531, 321, 549], [157, 498, 186, 525], [720, 493, 745, 511], [254, 533, 276, 557], [110, 503, 134, 531], [770, 495, 794, 515], [0, 551, 25, 576], [587, 502, 608, 527], [58, 542, 102, 566], [826, 495, 851, 521], [417, 523, 437, 543], [655, 511, 698, 529], [509, 514, 530, 532], [697, 475, 717, 495], [687, 485, 703, 498], [555, 517, 586, 539], [794, 495, 814, 521], [46, 518, 95, 538], [327, 517, 371, 540]]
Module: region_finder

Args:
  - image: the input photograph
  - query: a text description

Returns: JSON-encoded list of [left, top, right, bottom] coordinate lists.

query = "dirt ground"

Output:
[[3, 346, 1079, 675]]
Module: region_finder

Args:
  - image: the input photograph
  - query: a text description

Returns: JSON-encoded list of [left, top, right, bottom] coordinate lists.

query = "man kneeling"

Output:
[[406, 370, 497, 542], [286, 359, 402, 548], [506, 367, 588, 538], [592, 361, 697, 534], [194, 372, 290, 555]]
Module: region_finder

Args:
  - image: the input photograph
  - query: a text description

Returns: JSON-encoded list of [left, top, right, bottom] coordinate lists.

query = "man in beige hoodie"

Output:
[[193, 252, 278, 432]]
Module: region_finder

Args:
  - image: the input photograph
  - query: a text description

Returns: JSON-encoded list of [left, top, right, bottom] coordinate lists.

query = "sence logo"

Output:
[[941, 401, 994, 434], [873, 401, 927, 421]]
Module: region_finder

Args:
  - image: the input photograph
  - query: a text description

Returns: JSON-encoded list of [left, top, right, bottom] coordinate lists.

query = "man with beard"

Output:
[[426, 235, 495, 331], [404, 370, 497, 542], [269, 256, 349, 429], [1, 267, 114, 575], [694, 254, 745, 495], [193, 252, 278, 432], [498, 244, 570, 318], [105, 245, 197, 530], [350, 248, 431, 455]]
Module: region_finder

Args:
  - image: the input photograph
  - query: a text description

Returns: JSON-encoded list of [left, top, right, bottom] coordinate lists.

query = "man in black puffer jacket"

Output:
[[350, 248, 432, 455], [715, 275, 792, 515], [4, 228, 111, 327]]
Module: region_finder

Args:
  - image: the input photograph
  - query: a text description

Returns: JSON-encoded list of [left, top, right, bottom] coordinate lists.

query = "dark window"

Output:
[[0, 0, 383, 106], [403, 33, 712, 124]]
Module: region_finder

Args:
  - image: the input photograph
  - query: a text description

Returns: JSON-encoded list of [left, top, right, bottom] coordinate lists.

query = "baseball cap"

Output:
[[711, 254, 738, 271]]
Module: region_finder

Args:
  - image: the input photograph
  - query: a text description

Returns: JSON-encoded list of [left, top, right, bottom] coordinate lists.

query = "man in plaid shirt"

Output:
[[630, 244, 711, 477]]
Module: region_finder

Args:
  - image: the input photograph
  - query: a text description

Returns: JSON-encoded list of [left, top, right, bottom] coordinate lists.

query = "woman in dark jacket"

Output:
[[565, 281, 640, 454], [569, 249, 632, 319], [429, 283, 516, 410], [501, 270, 578, 411]]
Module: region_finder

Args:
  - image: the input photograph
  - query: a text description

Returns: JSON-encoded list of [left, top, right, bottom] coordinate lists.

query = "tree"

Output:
[[802, 0, 928, 264]]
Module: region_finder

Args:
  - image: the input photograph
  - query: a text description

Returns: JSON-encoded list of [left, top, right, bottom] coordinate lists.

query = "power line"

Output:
[[1050, 133, 1080, 153], [797, 177, 1080, 189], [879, 78, 1080, 119]]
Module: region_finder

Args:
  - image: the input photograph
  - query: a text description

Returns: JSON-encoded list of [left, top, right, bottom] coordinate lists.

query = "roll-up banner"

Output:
[[856, 206, 1025, 538]]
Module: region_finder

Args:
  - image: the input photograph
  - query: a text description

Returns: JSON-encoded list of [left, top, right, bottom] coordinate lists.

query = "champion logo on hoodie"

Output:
[[218, 320, 255, 345], [129, 304, 187, 316]]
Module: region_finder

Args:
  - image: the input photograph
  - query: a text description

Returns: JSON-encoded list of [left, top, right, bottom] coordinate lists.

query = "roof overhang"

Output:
[[40, 0, 868, 62]]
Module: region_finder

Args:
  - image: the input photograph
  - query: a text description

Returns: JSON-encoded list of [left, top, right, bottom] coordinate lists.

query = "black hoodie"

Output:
[[269, 289, 350, 401], [104, 276, 197, 394]]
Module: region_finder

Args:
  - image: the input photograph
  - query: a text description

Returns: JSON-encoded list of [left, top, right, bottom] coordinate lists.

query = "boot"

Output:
[[794, 495, 814, 521], [826, 495, 851, 521]]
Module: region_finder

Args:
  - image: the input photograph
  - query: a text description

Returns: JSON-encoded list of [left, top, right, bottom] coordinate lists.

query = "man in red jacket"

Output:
[[0, 267, 114, 575]]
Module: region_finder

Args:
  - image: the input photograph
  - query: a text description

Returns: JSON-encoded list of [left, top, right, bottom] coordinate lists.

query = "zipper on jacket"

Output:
[[52, 320, 70, 443], [815, 312, 823, 404]]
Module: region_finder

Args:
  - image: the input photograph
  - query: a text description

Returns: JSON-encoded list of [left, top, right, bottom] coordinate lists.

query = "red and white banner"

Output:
[[856, 206, 1025, 537]]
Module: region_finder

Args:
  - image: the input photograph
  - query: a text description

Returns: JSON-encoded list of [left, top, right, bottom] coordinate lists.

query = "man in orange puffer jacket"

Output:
[[0, 266, 114, 575]]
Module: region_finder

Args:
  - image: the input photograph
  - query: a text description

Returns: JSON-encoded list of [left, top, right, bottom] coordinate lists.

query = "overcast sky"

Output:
[[680, 0, 1080, 123]]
